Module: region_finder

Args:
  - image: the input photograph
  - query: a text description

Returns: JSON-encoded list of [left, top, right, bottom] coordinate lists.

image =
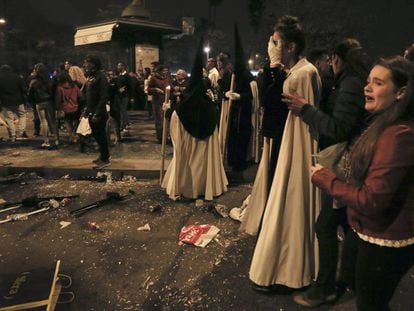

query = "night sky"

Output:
[[1, 0, 414, 68]]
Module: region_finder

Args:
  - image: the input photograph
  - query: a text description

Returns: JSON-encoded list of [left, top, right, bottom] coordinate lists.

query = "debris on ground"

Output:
[[214, 204, 229, 218], [178, 224, 220, 248], [87, 221, 103, 232], [140, 276, 154, 290], [121, 175, 136, 182], [59, 221, 72, 229], [195, 199, 203, 208], [137, 223, 151, 232], [96, 172, 113, 184], [11, 151, 20, 157], [148, 204, 162, 213], [61, 174, 70, 179]]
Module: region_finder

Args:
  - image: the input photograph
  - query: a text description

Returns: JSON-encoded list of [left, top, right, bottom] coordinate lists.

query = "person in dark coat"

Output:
[[83, 54, 110, 169], [106, 69, 121, 142], [115, 62, 132, 134], [147, 65, 171, 143], [0, 65, 27, 141], [285, 38, 371, 308]]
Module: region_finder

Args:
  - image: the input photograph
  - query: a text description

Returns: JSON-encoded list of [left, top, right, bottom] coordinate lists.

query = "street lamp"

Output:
[[0, 18, 6, 24], [248, 58, 253, 69], [204, 45, 210, 63]]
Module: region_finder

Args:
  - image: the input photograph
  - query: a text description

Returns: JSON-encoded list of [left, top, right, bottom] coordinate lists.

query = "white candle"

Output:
[[165, 85, 171, 103]]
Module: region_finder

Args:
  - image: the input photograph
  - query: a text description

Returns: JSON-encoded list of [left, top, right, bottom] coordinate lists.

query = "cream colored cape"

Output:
[[162, 111, 228, 201], [249, 58, 322, 288], [239, 137, 272, 235]]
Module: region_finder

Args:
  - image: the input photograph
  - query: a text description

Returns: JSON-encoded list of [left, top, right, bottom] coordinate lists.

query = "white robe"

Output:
[[162, 112, 228, 201], [249, 58, 322, 288]]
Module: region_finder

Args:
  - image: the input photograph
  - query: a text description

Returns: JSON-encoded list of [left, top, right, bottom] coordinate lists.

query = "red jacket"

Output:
[[312, 123, 414, 240], [55, 82, 81, 113]]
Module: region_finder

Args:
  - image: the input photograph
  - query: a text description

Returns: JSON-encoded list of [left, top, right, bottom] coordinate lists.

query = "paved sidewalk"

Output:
[[0, 110, 173, 179]]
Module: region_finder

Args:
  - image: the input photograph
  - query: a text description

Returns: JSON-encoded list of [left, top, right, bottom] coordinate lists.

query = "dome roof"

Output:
[[121, 0, 151, 19]]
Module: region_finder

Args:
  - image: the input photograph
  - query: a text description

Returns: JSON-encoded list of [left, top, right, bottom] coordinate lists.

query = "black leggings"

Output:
[[340, 229, 414, 311]]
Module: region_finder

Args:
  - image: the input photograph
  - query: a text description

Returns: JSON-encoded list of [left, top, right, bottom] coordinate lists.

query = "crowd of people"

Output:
[[1, 14, 414, 310]]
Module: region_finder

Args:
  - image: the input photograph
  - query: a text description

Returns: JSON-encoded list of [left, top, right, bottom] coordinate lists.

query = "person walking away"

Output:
[[28, 63, 58, 148], [0, 65, 27, 142], [83, 54, 110, 169], [311, 56, 414, 311]]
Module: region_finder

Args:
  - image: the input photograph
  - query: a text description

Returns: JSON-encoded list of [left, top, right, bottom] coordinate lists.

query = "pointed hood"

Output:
[[234, 23, 247, 77], [233, 23, 253, 92], [176, 37, 217, 139]]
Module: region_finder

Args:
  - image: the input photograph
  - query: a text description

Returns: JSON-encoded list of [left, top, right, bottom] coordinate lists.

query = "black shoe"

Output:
[[93, 159, 110, 170], [293, 285, 337, 308], [252, 283, 293, 295]]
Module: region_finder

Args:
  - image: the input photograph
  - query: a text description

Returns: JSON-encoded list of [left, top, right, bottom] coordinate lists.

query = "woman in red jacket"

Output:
[[311, 56, 414, 310]]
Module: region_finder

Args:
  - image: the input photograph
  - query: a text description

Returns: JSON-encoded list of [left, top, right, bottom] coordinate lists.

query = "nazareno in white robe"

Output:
[[249, 58, 322, 288], [162, 111, 228, 201]]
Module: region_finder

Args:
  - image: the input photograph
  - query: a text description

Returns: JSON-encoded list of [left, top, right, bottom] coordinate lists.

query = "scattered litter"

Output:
[[96, 171, 112, 184], [59, 221, 71, 229], [137, 223, 151, 232], [195, 199, 204, 208], [11, 152, 20, 157], [87, 221, 103, 232], [148, 204, 162, 213], [140, 276, 154, 290], [214, 204, 229, 218], [178, 224, 220, 248], [214, 236, 232, 248], [60, 198, 72, 207], [122, 175, 136, 182], [229, 195, 250, 222], [49, 199, 60, 209], [61, 174, 70, 179]]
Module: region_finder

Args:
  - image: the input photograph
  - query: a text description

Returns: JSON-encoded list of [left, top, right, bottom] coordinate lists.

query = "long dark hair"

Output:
[[333, 38, 371, 80], [34, 63, 50, 85], [350, 56, 414, 181]]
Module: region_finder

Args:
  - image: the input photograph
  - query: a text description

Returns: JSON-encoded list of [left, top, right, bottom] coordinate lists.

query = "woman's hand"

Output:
[[311, 164, 324, 176]]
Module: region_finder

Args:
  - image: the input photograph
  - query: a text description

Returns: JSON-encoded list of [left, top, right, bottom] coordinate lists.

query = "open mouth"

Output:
[[365, 95, 374, 101]]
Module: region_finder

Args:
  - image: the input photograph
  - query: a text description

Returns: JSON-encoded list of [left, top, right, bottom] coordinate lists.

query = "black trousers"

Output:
[[314, 193, 348, 293], [89, 114, 109, 162], [340, 229, 414, 311]]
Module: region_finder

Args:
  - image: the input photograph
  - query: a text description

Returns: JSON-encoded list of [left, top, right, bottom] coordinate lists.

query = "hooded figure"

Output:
[[223, 24, 255, 175], [161, 37, 228, 200], [176, 39, 217, 139]]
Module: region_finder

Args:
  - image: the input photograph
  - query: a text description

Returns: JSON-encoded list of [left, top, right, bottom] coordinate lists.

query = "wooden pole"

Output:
[[221, 73, 235, 160], [160, 86, 171, 184]]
